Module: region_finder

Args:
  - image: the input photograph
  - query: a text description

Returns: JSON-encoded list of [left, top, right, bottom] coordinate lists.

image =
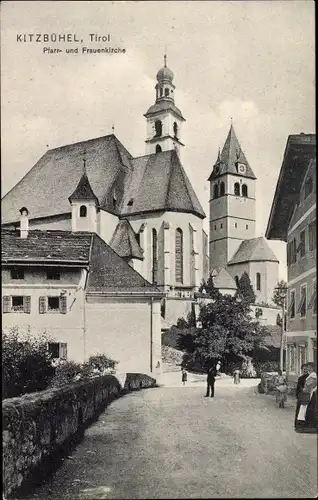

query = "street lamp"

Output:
[[274, 286, 287, 372]]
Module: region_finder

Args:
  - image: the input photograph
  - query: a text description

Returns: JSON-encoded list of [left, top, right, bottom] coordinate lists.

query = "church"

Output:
[[1, 56, 279, 331]]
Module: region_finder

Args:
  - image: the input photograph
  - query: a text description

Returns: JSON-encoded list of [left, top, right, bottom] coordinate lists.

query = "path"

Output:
[[22, 378, 317, 499]]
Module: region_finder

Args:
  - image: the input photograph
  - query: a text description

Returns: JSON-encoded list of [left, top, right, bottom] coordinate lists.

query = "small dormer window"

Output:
[[127, 198, 134, 206], [156, 145, 162, 153], [80, 205, 87, 217]]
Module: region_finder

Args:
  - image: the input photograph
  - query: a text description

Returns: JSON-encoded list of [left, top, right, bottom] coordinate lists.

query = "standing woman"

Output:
[[294, 363, 309, 428], [275, 369, 288, 408], [295, 362, 317, 433], [233, 368, 240, 384]]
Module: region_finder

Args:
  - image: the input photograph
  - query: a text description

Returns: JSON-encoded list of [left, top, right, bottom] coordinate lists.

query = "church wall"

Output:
[[126, 212, 204, 289], [226, 262, 250, 286], [249, 260, 279, 305], [28, 216, 72, 231], [98, 210, 119, 245]]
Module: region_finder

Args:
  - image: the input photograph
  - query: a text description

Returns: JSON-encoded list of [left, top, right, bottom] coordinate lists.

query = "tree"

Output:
[[237, 272, 256, 304], [199, 274, 222, 300], [179, 293, 268, 372], [272, 280, 287, 308]]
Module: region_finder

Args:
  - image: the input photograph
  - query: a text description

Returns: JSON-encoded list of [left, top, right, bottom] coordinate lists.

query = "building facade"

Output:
[[266, 133, 316, 376]]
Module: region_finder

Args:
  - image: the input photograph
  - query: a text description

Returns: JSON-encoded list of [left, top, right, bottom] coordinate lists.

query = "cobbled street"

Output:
[[22, 376, 317, 499]]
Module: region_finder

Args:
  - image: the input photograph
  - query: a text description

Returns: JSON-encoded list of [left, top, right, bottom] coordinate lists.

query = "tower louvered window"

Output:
[[152, 229, 158, 284], [220, 182, 225, 196], [242, 184, 248, 197], [175, 228, 183, 284], [234, 183, 240, 196]]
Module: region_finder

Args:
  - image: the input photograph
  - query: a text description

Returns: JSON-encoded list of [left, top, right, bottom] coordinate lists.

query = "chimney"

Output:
[[19, 207, 29, 239]]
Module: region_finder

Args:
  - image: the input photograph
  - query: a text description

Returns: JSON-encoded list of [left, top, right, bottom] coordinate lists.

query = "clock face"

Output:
[[237, 163, 246, 174]]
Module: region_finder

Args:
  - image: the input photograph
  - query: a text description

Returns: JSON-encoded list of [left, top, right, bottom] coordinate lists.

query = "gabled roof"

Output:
[[1, 229, 162, 295], [1, 135, 133, 224], [266, 134, 316, 241], [144, 101, 185, 121], [110, 219, 144, 261], [228, 237, 279, 265], [208, 125, 256, 181], [68, 172, 99, 204], [1, 228, 91, 264], [120, 150, 206, 219], [211, 267, 237, 290]]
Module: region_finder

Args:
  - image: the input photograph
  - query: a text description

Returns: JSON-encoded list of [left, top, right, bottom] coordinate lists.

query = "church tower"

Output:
[[208, 124, 257, 270], [144, 55, 186, 157]]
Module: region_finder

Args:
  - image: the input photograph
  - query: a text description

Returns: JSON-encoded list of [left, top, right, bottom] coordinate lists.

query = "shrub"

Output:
[[49, 360, 83, 387], [2, 327, 55, 399], [253, 360, 280, 377]]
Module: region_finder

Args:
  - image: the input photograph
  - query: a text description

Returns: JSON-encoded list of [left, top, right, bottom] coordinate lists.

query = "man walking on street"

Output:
[[205, 365, 217, 398]]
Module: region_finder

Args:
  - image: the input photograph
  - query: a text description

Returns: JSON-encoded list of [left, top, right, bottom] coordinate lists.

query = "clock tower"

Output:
[[208, 124, 257, 270], [144, 55, 186, 158]]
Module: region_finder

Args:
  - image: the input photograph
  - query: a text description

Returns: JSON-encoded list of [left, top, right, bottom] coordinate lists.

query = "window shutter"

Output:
[[24, 296, 31, 314], [59, 343, 67, 360], [39, 296, 47, 314], [59, 295, 67, 314], [3, 296, 11, 313]]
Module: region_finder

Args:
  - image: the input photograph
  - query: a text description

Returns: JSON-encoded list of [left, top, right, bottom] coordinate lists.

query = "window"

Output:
[[10, 269, 24, 280], [256, 273, 261, 291], [214, 225, 216, 230], [298, 345, 307, 372], [39, 295, 67, 314], [164, 88, 169, 97], [80, 205, 87, 217], [155, 144, 162, 153], [152, 229, 158, 284], [309, 221, 316, 251], [299, 230, 306, 257], [48, 297, 60, 311], [47, 270, 61, 280], [173, 122, 178, 138], [308, 280, 316, 315], [234, 223, 237, 228], [127, 198, 134, 206], [175, 228, 183, 284], [160, 87, 163, 97], [287, 344, 296, 373], [297, 286, 307, 317], [246, 224, 249, 230], [2, 295, 31, 313], [287, 238, 297, 265], [154, 120, 162, 137], [220, 182, 225, 196], [304, 177, 313, 199], [289, 290, 296, 319], [220, 223, 223, 229], [242, 184, 248, 197], [213, 184, 219, 199], [48, 342, 67, 360], [234, 183, 240, 196], [235, 276, 239, 287]]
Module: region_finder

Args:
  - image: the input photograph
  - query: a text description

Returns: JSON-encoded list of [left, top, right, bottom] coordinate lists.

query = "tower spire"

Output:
[[164, 53, 167, 67]]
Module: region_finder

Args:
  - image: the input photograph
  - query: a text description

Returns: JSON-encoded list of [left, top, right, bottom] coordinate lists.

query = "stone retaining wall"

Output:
[[3, 372, 156, 499]]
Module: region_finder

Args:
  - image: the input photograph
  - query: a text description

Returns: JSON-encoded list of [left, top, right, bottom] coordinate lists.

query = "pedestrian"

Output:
[[181, 368, 188, 386], [205, 365, 217, 398], [233, 368, 240, 384], [275, 369, 288, 408], [216, 361, 221, 373], [294, 363, 309, 428], [295, 362, 317, 433]]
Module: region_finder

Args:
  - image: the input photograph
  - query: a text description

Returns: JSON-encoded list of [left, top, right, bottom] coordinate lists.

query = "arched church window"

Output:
[[173, 122, 178, 138], [242, 184, 248, 197], [220, 182, 225, 196], [256, 273, 261, 291], [80, 205, 87, 218], [234, 182, 240, 196], [213, 184, 219, 199], [164, 88, 170, 97], [156, 145, 162, 153], [175, 228, 183, 284], [154, 120, 162, 137], [152, 229, 158, 284]]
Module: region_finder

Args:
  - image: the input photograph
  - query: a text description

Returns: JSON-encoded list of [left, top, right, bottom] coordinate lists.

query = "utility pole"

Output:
[[275, 285, 287, 372]]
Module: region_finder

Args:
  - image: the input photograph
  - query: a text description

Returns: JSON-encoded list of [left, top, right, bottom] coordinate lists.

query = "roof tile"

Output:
[[228, 237, 279, 265]]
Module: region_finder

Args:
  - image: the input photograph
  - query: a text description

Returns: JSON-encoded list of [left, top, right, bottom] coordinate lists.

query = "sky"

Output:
[[1, 0, 315, 280]]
